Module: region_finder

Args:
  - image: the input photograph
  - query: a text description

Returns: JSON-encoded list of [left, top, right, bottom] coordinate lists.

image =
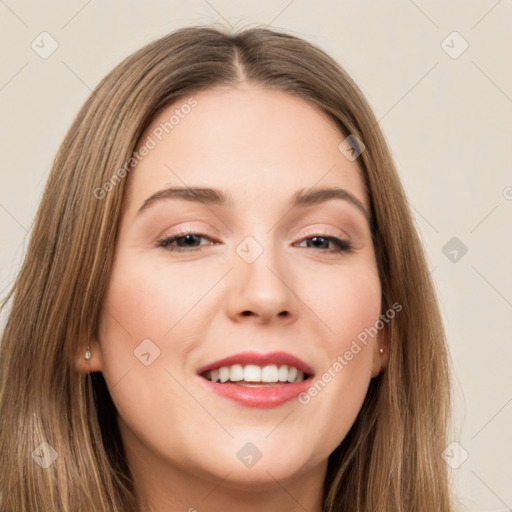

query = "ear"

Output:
[[370, 323, 390, 378], [75, 333, 103, 374]]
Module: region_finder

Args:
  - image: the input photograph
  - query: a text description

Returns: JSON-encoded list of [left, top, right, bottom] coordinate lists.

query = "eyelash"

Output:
[[156, 230, 352, 254]]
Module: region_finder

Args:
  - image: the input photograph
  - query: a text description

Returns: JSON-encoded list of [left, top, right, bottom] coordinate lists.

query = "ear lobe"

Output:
[[370, 325, 390, 378], [75, 335, 103, 374]]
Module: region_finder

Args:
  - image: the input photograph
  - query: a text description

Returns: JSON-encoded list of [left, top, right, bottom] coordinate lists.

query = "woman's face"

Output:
[[92, 85, 386, 494]]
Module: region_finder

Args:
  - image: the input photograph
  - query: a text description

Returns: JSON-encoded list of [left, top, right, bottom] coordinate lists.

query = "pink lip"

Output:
[[196, 351, 314, 376], [196, 351, 314, 409], [200, 379, 311, 408]]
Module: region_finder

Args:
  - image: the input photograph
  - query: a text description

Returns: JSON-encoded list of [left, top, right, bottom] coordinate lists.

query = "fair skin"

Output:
[[78, 84, 388, 511]]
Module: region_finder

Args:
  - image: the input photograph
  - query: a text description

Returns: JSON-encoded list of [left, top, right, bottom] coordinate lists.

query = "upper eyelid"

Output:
[[159, 219, 353, 236], [298, 225, 351, 240]]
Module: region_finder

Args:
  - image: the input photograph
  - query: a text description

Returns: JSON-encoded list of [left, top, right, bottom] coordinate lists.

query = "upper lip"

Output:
[[197, 351, 314, 377]]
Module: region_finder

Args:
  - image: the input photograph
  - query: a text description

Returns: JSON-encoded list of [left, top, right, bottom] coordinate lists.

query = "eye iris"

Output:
[[310, 236, 329, 249], [179, 234, 201, 247]]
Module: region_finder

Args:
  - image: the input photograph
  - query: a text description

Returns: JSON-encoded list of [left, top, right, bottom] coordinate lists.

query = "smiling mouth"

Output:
[[201, 364, 310, 386]]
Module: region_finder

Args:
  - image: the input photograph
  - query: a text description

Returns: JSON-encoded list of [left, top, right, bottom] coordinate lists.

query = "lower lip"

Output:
[[200, 377, 312, 408]]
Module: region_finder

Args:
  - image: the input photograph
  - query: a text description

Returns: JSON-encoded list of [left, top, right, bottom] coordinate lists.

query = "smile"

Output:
[[197, 351, 314, 408], [202, 364, 307, 384]]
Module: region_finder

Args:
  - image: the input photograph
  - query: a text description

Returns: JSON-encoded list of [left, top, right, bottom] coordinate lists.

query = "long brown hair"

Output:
[[0, 25, 455, 511]]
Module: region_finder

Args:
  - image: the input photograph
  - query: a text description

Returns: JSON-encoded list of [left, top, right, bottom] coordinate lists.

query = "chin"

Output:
[[190, 440, 320, 489], [209, 460, 312, 490]]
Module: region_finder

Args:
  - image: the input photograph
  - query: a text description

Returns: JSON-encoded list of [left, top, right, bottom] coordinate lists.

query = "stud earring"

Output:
[[379, 348, 384, 354], [84, 346, 91, 360]]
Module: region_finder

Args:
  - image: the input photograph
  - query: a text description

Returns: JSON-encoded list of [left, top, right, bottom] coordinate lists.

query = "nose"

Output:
[[225, 238, 298, 325]]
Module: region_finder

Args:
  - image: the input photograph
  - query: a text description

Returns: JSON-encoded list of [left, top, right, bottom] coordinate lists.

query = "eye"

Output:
[[157, 231, 352, 254], [157, 231, 217, 252], [295, 234, 352, 254]]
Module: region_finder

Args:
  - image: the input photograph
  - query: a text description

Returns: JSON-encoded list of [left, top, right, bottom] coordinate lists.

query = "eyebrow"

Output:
[[137, 186, 370, 222]]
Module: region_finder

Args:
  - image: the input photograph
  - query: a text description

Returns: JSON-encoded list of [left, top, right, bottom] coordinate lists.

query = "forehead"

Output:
[[125, 85, 368, 213]]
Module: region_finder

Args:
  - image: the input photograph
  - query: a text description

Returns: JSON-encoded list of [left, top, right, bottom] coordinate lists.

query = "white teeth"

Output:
[[287, 366, 297, 383], [204, 364, 307, 384], [261, 365, 278, 382], [244, 365, 261, 382], [219, 367, 230, 383], [229, 364, 244, 382], [278, 365, 288, 382]]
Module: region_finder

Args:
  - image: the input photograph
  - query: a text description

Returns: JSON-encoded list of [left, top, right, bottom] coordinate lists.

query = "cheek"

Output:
[[295, 262, 381, 447], [99, 252, 215, 344], [96, 250, 222, 388], [302, 257, 382, 349], [96, 256, 206, 451], [334, 274, 381, 347], [326, 262, 381, 379]]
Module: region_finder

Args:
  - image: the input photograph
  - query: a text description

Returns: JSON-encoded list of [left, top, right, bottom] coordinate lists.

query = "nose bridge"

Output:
[[228, 230, 296, 322]]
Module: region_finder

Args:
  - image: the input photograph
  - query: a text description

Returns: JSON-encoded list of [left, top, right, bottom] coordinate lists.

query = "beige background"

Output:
[[1, 1, 511, 510]]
